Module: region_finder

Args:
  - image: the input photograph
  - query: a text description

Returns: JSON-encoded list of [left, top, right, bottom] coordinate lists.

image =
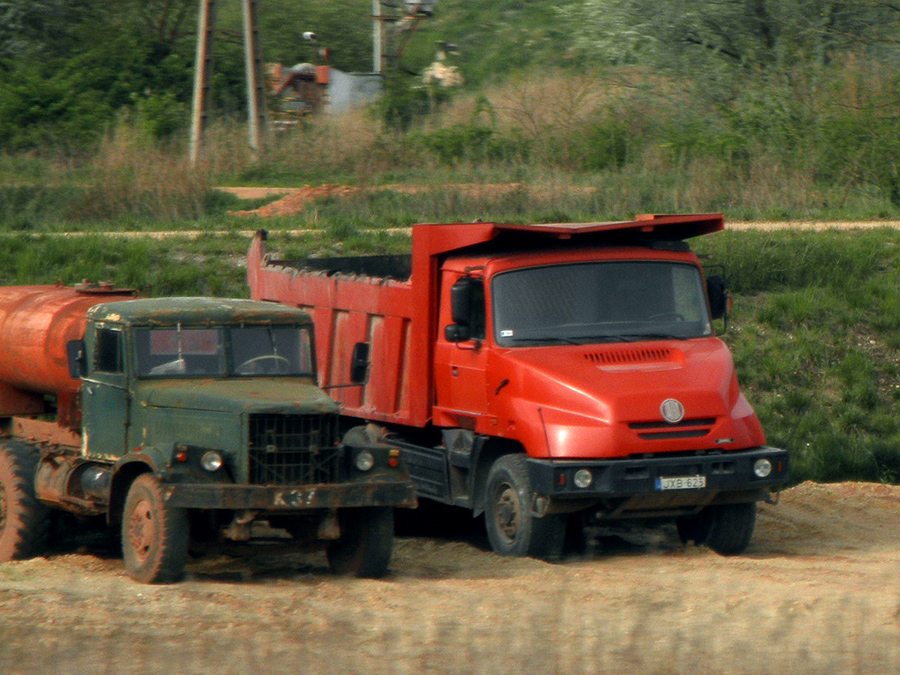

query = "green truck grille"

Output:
[[248, 413, 342, 485]]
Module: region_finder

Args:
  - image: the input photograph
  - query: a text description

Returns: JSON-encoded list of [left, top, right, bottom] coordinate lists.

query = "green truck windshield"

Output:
[[492, 261, 713, 346], [135, 326, 314, 377]]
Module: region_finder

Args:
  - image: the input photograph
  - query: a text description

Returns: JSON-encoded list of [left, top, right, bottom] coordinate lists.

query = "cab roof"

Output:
[[87, 297, 311, 327]]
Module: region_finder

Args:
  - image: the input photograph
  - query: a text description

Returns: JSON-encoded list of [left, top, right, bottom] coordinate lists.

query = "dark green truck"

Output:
[[0, 286, 415, 583]]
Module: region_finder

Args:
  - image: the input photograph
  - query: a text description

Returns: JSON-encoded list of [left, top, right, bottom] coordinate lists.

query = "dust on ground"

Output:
[[0, 481, 898, 675]]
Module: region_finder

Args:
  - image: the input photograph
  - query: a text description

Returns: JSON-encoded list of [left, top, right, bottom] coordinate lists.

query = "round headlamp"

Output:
[[574, 469, 593, 489], [753, 458, 773, 478], [354, 450, 375, 472], [201, 451, 224, 472]]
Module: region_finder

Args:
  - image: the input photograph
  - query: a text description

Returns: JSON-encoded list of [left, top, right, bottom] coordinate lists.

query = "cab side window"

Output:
[[94, 328, 124, 373]]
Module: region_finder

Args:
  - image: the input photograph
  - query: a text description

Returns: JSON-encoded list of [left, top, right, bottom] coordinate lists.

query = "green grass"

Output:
[[696, 228, 900, 485]]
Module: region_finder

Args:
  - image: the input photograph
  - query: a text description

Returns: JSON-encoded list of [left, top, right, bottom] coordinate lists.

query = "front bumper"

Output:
[[527, 446, 789, 503], [161, 478, 418, 511]]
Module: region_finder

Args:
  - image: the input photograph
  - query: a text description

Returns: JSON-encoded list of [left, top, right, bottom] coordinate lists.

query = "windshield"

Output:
[[230, 326, 314, 376], [492, 261, 713, 346], [135, 326, 314, 377]]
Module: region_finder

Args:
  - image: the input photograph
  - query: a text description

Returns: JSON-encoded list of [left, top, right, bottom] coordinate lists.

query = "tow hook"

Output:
[[764, 489, 781, 505]]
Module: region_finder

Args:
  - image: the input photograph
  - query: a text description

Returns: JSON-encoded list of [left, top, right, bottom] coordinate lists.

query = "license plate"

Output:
[[656, 475, 706, 491]]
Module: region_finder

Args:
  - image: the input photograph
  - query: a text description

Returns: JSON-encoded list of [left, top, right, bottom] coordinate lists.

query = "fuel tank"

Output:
[[0, 283, 136, 423]]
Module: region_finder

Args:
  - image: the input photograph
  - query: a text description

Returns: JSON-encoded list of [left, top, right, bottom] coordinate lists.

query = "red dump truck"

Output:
[[248, 214, 789, 559]]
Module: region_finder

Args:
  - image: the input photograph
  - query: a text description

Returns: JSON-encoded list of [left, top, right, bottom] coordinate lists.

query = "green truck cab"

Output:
[[0, 291, 415, 583]]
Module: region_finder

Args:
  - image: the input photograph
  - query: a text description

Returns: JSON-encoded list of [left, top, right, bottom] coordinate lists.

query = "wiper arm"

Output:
[[509, 336, 580, 345], [607, 333, 687, 342]]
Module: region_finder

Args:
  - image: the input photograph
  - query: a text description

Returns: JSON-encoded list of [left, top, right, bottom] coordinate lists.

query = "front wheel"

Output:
[[484, 454, 565, 560], [327, 507, 394, 578], [122, 474, 190, 584], [0, 443, 50, 562], [704, 502, 756, 555]]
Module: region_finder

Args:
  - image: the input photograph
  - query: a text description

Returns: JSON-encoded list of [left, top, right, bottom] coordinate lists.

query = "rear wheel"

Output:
[[0, 442, 50, 562], [327, 507, 394, 578], [484, 454, 565, 560], [122, 474, 189, 584]]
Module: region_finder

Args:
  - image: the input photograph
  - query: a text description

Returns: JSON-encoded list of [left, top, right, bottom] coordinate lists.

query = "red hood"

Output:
[[488, 337, 765, 459]]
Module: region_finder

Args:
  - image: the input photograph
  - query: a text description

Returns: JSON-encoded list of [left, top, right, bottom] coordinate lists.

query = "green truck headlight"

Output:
[[201, 451, 224, 472], [354, 450, 375, 472]]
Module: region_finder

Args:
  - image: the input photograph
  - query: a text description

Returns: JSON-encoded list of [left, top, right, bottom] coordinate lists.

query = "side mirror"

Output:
[[445, 324, 471, 343], [67, 340, 87, 379], [350, 342, 370, 384], [707, 275, 728, 320]]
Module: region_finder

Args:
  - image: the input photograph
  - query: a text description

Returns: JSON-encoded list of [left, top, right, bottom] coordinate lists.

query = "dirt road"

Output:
[[0, 481, 897, 675]]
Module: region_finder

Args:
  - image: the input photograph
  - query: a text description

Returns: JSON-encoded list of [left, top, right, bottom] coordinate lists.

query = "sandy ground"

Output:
[[0, 481, 897, 675]]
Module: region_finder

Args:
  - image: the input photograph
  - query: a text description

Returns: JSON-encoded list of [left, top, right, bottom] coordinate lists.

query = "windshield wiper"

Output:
[[606, 333, 687, 342], [509, 336, 580, 345]]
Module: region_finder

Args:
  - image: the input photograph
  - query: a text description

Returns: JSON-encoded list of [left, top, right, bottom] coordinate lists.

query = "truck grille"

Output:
[[629, 418, 716, 440], [248, 413, 342, 485]]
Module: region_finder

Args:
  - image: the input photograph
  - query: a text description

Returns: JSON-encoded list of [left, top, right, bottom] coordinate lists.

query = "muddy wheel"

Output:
[[0, 442, 50, 562], [704, 502, 756, 556], [121, 474, 189, 584], [484, 454, 565, 560], [327, 507, 394, 578]]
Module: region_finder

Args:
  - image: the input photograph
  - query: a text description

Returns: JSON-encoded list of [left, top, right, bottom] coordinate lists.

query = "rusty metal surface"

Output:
[[162, 479, 418, 510], [11, 418, 81, 448], [88, 296, 313, 327]]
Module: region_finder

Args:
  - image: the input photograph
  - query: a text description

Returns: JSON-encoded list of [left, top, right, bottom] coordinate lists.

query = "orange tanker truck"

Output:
[[248, 214, 790, 559], [0, 284, 415, 583]]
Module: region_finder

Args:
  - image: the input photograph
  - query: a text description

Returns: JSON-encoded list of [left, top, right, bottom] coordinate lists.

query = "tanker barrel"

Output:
[[0, 284, 136, 406]]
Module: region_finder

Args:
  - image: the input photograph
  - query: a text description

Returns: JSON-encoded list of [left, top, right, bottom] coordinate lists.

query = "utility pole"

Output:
[[190, 0, 269, 166], [189, 0, 216, 166], [372, 0, 383, 74]]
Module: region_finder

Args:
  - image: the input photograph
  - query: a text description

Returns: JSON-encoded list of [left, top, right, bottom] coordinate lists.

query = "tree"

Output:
[[562, 0, 900, 74]]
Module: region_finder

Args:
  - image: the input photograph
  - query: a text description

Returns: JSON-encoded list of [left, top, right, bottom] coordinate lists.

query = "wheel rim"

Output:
[[494, 482, 521, 545], [127, 499, 156, 564]]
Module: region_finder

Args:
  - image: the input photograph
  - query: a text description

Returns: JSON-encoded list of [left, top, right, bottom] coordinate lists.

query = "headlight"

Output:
[[201, 451, 224, 472], [354, 450, 375, 472], [753, 458, 773, 478], [574, 469, 593, 489]]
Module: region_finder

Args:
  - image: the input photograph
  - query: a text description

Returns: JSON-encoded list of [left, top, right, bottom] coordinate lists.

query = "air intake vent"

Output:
[[585, 347, 674, 366]]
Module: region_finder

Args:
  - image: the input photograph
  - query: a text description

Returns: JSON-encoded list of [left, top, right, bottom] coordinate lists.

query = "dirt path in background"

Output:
[[0, 481, 898, 675], [221, 185, 900, 230]]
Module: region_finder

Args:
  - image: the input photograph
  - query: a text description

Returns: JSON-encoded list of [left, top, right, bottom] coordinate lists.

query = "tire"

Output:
[[676, 509, 713, 546], [483, 454, 565, 560], [703, 502, 757, 556], [0, 442, 50, 562], [121, 474, 190, 584], [327, 507, 394, 578]]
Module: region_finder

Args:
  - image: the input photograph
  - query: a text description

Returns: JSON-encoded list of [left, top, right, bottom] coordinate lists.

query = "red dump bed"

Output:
[[248, 214, 724, 428]]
